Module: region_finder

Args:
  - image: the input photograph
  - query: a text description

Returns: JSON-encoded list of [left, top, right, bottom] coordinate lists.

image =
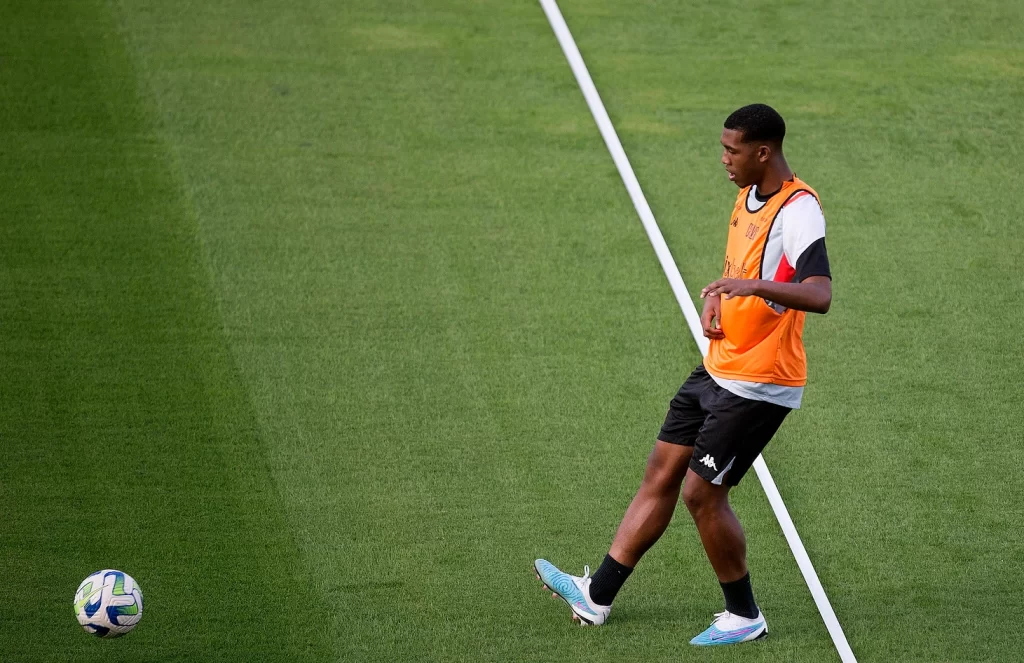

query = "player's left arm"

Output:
[[700, 277, 831, 314]]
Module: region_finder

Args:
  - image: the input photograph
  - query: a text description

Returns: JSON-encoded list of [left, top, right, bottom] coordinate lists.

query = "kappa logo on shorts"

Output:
[[699, 454, 718, 471]]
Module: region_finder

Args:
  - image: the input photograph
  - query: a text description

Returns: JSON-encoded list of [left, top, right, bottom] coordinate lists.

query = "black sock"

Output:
[[720, 572, 759, 619], [588, 554, 633, 606]]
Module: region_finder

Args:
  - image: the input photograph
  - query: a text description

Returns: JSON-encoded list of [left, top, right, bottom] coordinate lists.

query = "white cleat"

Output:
[[534, 559, 611, 626], [690, 610, 768, 645]]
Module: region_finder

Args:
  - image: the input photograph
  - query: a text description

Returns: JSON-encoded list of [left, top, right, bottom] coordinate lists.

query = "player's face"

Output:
[[720, 128, 763, 188]]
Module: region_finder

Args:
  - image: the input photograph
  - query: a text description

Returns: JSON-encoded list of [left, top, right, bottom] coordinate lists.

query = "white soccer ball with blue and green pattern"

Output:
[[73, 570, 144, 637]]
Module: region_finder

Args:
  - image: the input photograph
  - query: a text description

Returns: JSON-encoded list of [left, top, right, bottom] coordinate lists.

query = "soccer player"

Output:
[[534, 104, 832, 645]]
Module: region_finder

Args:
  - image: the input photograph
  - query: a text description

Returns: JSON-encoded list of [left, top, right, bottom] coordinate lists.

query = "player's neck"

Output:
[[754, 159, 793, 197]]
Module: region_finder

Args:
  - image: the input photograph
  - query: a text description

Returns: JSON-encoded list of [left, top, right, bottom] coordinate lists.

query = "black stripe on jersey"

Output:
[[795, 237, 832, 282], [756, 189, 814, 280]]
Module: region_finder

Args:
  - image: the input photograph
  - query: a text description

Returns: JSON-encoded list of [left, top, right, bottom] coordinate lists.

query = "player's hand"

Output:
[[700, 294, 724, 340], [701, 278, 759, 300]]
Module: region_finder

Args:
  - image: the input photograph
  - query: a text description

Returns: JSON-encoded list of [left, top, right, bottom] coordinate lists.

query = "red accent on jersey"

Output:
[[774, 254, 796, 283], [785, 191, 812, 206]]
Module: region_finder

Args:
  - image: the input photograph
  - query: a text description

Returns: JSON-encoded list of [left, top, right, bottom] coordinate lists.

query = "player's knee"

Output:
[[681, 478, 722, 515], [641, 464, 675, 494], [681, 481, 704, 513]]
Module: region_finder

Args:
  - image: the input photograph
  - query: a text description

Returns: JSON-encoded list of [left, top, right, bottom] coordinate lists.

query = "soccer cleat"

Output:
[[533, 559, 611, 626], [689, 610, 768, 646]]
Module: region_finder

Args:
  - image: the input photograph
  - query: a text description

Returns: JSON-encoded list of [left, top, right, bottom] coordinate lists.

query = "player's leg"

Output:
[[534, 365, 711, 624], [683, 386, 790, 645], [585, 365, 711, 608], [607, 440, 693, 567], [533, 441, 692, 625], [683, 471, 768, 644], [682, 471, 751, 599]]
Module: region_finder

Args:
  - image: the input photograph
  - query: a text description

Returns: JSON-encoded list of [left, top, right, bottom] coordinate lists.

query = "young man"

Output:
[[534, 104, 832, 645]]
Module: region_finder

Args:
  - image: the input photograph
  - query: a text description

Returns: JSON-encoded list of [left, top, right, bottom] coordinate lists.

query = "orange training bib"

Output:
[[704, 177, 821, 387]]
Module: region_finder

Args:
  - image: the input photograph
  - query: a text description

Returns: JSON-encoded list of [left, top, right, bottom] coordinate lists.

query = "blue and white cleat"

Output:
[[533, 559, 611, 626], [690, 610, 768, 645]]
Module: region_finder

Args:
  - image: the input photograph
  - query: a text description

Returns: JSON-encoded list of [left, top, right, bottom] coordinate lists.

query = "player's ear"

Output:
[[756, 144, 772, 163]]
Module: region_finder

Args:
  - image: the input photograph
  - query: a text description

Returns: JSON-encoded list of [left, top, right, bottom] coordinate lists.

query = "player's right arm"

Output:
[[700, 294, 725, 339]]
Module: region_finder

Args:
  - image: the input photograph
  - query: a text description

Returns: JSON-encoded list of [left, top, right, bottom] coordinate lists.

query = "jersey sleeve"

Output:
[[781, 193, 831, 282]]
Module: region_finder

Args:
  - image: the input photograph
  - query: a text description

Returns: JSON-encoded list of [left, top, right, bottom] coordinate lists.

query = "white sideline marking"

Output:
[[538, 1, 857, 660]]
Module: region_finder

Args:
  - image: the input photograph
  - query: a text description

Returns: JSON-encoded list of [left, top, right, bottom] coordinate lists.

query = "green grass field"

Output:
[[2, 0, 1022, 660]]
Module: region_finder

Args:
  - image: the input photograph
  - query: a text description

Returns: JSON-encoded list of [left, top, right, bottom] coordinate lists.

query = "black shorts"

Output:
[[658, 364, 790, 487]]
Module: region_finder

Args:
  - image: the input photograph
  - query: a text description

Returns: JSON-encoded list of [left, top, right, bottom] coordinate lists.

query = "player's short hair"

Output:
[[724, 104, 786, 145]]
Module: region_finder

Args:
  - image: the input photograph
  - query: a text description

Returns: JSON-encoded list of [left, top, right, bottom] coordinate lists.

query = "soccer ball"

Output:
[[73, 570, 144, 638]]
